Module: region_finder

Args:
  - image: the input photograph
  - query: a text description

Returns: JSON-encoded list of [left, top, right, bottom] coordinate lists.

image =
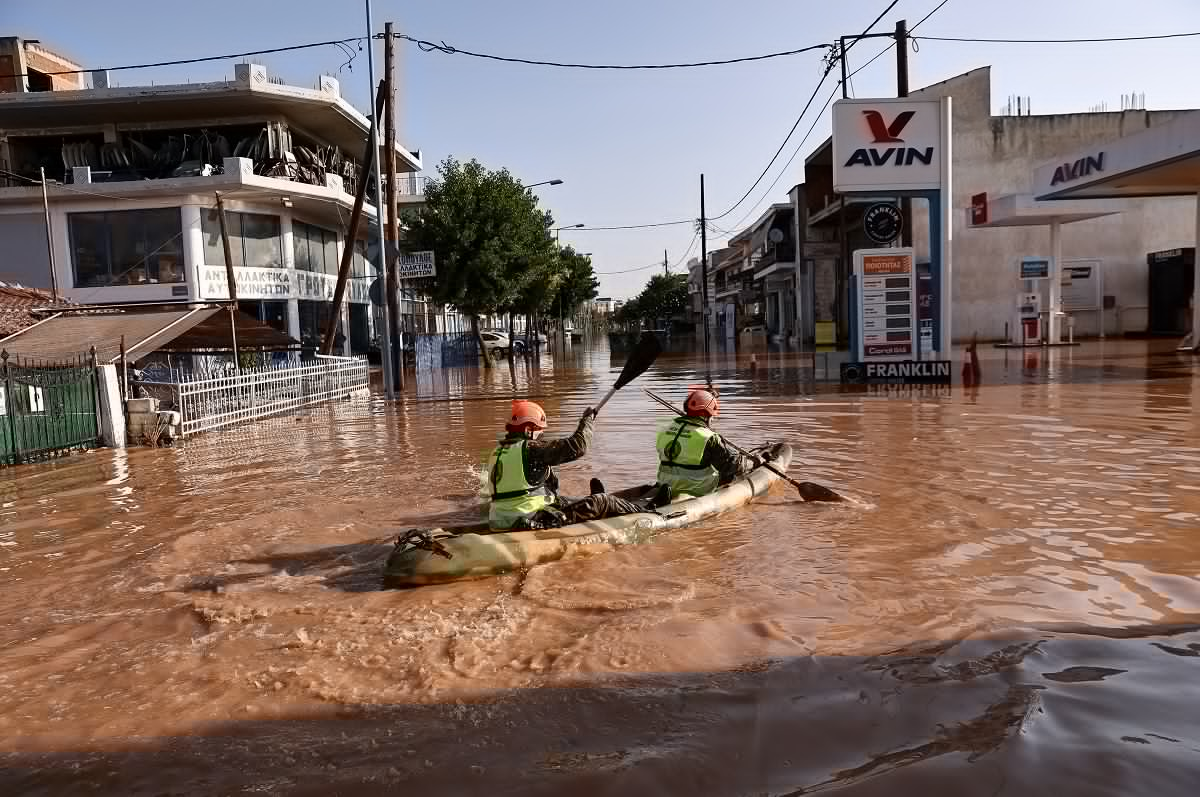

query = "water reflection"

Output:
[[0, 339, 1197, 795]]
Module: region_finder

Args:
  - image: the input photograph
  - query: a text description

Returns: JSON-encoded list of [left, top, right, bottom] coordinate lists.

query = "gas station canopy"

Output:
[[1033, 112, 1200, 200], [967, 192, 1125, 228]]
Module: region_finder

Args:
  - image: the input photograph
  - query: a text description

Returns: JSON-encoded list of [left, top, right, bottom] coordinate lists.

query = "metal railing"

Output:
[[133, 356, 369, 437]]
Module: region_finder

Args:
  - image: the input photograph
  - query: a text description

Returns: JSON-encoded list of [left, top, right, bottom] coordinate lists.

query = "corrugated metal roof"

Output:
[[0, 304, 301, 364], [0, 307, 211, 364]]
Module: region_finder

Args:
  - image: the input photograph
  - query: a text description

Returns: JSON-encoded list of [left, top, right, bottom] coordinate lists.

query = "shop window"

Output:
[[293, 221, 340, 274], [202, 209, 283, 268], [68, 208, 184, 287]]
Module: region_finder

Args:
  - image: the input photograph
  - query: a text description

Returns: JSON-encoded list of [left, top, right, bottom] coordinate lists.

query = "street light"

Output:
[[525, 179, 564, 189], [554, 223, 585, 242]]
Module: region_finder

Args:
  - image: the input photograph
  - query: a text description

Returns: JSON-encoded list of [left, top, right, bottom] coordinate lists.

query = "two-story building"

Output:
[[0, 39, 428, 355]]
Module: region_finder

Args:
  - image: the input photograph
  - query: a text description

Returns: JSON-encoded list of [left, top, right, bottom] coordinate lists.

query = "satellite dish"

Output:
[[768, 228, 785, 243]]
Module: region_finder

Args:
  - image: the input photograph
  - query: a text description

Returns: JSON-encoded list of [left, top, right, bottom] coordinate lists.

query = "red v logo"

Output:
[[862, 110, 915, 143]]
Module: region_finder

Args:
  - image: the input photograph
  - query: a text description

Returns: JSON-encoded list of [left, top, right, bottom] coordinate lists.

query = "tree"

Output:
[[400, 156, 557, 366], [548, 246, 600, 322], [621, 273, 688, 327]]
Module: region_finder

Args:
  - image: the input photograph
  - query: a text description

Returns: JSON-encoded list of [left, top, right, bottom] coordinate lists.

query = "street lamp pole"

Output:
[[525, 179, 564, 189], [553, 223, 585, 353]]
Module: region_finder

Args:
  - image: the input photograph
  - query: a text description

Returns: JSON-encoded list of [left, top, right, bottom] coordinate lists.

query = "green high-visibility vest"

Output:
[[656, 416, 720, 497], [488, 436, 551, 530]]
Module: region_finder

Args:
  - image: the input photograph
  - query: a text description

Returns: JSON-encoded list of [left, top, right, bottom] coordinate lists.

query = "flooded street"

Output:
[[2, 340, 1199, 796]]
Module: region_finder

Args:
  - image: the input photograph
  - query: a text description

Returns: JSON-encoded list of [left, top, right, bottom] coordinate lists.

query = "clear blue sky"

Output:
[[7, 0, 1200, 298]]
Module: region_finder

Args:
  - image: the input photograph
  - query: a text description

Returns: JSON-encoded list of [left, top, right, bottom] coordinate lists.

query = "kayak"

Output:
[[382, 441, 793, 588]]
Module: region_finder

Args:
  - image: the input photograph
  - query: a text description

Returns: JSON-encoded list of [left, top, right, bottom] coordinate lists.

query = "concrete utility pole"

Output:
[[663, 249, 669, 275], [39, 167, 59, 301], [364, 0, 395, 400], [384, 20, 405, 392], [699, 174, 710, 380]]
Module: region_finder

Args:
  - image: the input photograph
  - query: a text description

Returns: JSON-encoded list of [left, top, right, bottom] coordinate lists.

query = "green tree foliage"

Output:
[[549, 246, 600, 317], [616, 273, 688, 327], [401, 156, 557, 318]]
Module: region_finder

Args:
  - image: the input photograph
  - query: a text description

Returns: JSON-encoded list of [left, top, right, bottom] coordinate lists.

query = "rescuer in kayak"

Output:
[[488, 400, 670, 531], [652, 387, 757, 498]]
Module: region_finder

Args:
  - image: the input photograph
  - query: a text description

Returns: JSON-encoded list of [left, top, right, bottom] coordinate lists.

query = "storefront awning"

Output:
[[0, 303, 299, 364]]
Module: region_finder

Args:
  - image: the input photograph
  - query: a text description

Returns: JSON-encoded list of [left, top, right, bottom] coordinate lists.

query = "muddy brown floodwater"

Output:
[[1, 340, 1199, 796]]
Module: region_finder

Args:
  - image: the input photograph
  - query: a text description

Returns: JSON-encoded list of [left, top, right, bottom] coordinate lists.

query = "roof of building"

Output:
[[0, 303, 299, 364], [0, 71, 421, 172], [0, 282, 69, 337]]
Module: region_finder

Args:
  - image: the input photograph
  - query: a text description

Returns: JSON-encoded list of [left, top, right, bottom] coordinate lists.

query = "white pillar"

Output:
[[1049, 221, 1063, 345], [1192, 193, 1200, 348], [939, 96, 954, 357], [286, 299, 301, 361], [181, 205, 206, 300], [95, 364, 126, 448]]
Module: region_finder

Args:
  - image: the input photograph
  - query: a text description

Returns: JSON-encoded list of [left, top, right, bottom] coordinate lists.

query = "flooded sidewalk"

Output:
[[1, 340, 1198, 796]]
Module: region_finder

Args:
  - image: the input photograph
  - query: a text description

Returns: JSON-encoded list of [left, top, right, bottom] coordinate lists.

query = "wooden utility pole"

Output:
[[896, 19, 913, 248], [214, 191, 241, 373], [384, 20, 405, 392], [663, 249, 669, 276], [322, 80, 386, 355]]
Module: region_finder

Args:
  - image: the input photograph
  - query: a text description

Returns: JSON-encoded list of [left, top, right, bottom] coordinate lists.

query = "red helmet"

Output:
[[684, 388, 719, 418], [507, 400, 547, 432]]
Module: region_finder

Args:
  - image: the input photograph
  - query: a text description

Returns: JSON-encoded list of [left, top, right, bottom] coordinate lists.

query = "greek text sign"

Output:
[[396, 251, 436, 280], [855, 248, 918, 360]]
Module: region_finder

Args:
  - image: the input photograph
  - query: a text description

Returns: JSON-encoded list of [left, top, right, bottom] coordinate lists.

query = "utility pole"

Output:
[[896, 19, 913, 248], [384, 20, 405, 392], [699, 173, 711, 385], [214, 191, 241, 374], [839, 37, 850, 99], [39, 167, 59, 301], [364, 0, 395, 400], [663, 249, 669, 276]]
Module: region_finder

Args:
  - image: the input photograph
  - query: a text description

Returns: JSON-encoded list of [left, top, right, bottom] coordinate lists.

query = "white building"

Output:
[[0, 50, 428, 354]]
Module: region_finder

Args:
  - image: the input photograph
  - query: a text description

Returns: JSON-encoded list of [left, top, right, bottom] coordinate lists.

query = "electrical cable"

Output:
[[0, 38, 366, 80], [915, 30, 1200, 44], [389, 33, 830, 70], [708, 0, 902, 222]]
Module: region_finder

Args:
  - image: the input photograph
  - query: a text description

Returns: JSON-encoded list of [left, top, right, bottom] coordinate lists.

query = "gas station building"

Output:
[[1031, 113, 1200, 349]]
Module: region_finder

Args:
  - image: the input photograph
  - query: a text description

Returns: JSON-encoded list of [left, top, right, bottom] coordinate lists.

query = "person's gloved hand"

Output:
[[581, 407, 598, 422]]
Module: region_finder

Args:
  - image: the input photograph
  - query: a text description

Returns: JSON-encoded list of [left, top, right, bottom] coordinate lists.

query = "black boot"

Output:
[[589, 477, 605, 495], [652, 483, 672, 508]]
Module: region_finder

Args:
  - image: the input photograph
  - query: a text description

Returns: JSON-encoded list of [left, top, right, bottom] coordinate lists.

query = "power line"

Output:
[[575, 219, 693, 231], [390, 33, 830, 70], [915, 30, 1200, 44], [595, 259, 668, 275], [0, 38, 366, 80], [716, 0, 954, 236], [708, 0, 901, 222]]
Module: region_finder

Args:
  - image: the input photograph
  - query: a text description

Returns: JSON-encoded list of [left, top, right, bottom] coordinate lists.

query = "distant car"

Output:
[[479, 331, 511, 355]]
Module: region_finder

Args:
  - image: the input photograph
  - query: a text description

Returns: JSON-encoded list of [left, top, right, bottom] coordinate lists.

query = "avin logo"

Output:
[[863, 110, 915, 143], [844, 108, 933, 169]]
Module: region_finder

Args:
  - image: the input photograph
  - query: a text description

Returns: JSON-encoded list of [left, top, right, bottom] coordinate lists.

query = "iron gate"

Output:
[[1, 349, 100, 467]]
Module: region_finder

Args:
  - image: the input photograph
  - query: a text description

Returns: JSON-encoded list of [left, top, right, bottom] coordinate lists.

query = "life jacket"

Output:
[[488, 435, 552, 530], [655, 416, 720, 498]]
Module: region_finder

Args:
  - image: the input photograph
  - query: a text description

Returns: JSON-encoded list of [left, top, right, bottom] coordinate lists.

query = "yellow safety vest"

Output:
[[656, 416, 721, 498], [488, 436, 551, 530]]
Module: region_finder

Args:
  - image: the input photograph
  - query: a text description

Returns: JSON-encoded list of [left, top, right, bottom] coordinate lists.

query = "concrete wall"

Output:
[[0, 38, 85, 93], [907, 67, 1199, 341], [0, 212, 53, 290]]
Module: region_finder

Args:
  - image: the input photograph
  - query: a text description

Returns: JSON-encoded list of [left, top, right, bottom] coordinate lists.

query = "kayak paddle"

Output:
[[593, 331, 663, 415], [643, 388, 844, 503]]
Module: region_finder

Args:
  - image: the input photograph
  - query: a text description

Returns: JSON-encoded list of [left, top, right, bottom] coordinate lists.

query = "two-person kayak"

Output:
[[382, 441, 793, 588]]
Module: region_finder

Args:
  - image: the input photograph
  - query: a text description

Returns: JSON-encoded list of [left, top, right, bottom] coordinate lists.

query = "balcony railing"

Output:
[[755, 244, 796, 274]]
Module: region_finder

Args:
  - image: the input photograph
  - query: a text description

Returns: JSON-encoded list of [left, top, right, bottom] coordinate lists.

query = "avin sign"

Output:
[[1049, 152, 1104, 186], [833, 98, 944, 193]]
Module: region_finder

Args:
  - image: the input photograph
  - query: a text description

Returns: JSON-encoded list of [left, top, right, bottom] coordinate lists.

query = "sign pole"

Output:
[[939, 96, 954, 360]]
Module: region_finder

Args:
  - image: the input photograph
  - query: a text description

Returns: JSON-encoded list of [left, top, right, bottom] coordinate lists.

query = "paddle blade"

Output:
[[613, 331, 662, 390], [797, 481, 844, 502]]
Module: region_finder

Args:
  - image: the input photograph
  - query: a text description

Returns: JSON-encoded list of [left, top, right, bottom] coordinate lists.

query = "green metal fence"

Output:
[[1, 349, 100, 467]]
